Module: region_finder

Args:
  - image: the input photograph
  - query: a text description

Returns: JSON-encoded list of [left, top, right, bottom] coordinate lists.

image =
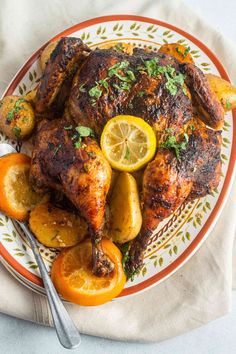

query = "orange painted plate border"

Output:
[[0, 15, 235, 299]]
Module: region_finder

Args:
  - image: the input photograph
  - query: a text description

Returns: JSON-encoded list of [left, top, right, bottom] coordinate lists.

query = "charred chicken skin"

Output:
[[32, 38, 223, 277], [30, 119, 113, 276]]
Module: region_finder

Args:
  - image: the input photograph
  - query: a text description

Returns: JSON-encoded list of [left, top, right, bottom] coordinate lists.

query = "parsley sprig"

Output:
[[118, 242, 141, 281], [176, 46, 191, 58], [161, 133, 189, 161], [89, 78, 109, 100], [6, 98, 25, 123], [138, 58, 186, 96], [74, 126, 95, 148], [112, 43, 124, 52]]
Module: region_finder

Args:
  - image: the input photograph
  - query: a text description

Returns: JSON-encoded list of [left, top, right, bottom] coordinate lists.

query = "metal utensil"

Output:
[[0, 143, 81, 349]]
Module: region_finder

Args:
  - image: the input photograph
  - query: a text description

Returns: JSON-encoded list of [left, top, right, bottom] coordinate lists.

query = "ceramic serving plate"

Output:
[[0, 15, 235, 300]]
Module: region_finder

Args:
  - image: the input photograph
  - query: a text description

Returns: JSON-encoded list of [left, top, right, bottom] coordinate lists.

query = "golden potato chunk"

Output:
[[0, 95, 35, 140], [158, 43, 194, 63], [108, 172, 142, 244], [206, 74, 236, 111], [29, 203, 88, 248]]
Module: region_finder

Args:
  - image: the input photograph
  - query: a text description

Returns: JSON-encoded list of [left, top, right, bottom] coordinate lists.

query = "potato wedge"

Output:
[[0, 95, 35, 140], [29, 203, 88, 248], [108, 172, 142, 244], [40, 40, 60, 71], [206, 74, 236, 111], [158, 43, 194, 63]]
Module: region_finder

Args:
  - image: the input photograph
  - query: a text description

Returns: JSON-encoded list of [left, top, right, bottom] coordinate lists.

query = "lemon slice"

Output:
[[101, 115, 156, 172]]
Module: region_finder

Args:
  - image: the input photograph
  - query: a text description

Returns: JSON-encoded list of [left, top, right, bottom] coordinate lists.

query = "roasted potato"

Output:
[[40, 40, 59, 71], [206, 74, 236, 111], [0, 95, 35, 140], [158, 43, 194, 63], [29, 202, 88, 248], [108, 172, 142, 244]]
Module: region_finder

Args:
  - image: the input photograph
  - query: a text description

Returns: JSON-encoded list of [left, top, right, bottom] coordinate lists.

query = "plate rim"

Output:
[[0, 14, 235, 299]]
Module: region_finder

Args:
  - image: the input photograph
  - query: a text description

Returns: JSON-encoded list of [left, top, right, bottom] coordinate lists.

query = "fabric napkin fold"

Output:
[[0, 0, 236, 342]]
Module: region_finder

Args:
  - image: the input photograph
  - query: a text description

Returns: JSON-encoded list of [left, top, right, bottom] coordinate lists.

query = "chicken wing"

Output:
[[35, 37, 90, 116]]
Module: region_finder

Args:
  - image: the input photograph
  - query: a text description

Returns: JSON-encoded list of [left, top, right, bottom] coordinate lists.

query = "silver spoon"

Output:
[[0, 143, 81, 349]]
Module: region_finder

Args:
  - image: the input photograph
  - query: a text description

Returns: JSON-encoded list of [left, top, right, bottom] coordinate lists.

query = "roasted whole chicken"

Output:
[[31, 37, 225, 277]]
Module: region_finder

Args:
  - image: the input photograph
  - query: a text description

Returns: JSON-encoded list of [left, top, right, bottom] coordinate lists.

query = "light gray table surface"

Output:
[[0, 0, 236, 353]]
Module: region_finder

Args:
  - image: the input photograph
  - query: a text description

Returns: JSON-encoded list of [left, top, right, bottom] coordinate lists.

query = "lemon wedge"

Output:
[[100, 115, 156, 172]]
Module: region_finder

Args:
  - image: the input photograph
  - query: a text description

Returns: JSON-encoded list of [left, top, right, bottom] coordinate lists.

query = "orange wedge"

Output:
[[0, 153, 45, 221], [51, 238, 126, 306]]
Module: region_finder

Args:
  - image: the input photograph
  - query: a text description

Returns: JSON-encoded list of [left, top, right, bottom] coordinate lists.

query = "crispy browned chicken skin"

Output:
[[126, 125, 222, 273], [33, 38, 223, 277], [30, 119, 113, 276]]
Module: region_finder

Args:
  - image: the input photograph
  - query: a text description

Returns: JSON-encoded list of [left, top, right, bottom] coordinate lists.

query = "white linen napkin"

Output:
[[0, 0, 236, 342]]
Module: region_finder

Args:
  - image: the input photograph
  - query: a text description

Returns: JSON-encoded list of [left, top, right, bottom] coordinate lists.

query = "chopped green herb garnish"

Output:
[[6, 98, 25, 123], [143, 57, 159, 76], [113, 82, 131, 91], [91, 99, 97, 107], [183, 85, 187, 96], [74, 139, 82, 149], [183, 133, 189, 143], [118, 242, 142, 280], [108, 61, 130, 78], [128, 102, 134, 109], [124, 146, 130, 160], [108, 60, 135, 84], [15, 98, 25, 107], [6, 110, 15, 122], [138, 60, 186, 96], [79, 84, 86, 93], [89, 78, 109, 102], [64, 125, 73, 130], [189, 124, 195, 131], [161, 133, 189, 161], [137, 91, 146, 97], [226, 100, 232, 110], [165, 73, 178, 96], [89, 85, 103, 99], [12, 126, 21, 138], [73, 126, 95, 149], [121, 82, 131, 90], [98, 79, 109, 92], [120, 242, 130, 270], [71, 134, 78, 140], [76, 126, 94, 137], [113, 43, 124, 52], [183, 46, 191, 58], [164, 72, 185, 96], [165, 127, 173, 133], [87, 151, 96, 158], [113, 83, 121, 91], [126, 70, 136, 81], [176, 46, 190, 58], [175, 47, 182, 55], [53, 144, 62, 157]]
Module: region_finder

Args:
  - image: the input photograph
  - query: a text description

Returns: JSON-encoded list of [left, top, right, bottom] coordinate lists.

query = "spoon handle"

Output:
[[18, 221, 81, 349]]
